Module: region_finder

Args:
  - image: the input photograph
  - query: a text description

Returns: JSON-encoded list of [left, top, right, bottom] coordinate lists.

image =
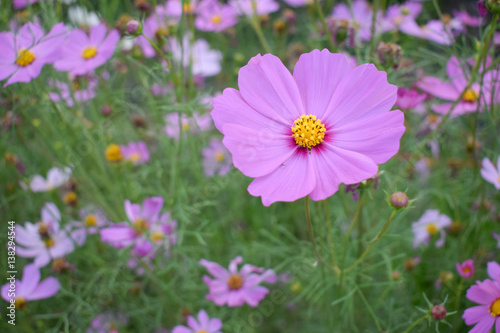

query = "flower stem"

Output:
[[305, 196, 321, 264], [324, 200, 338, 270], [313, 0, 336, 51], [402, 314, 430, 333], [344, 210, 396, 273], [249, 14, 272, 54]]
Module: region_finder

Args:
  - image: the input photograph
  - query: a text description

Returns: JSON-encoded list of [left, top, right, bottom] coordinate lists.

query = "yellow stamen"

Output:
[[16, 48, 36, 67], [215, 152, 224, 162], [105, 144, 122, 162], [463, 89, 478, 102], [15, 297, 27, 310], [426, 223, 439, 236], [400, 6, 410, 15], [82, 46, 97, 59], [463, 267, 471, 273], [291, 115, 326, 149], [129, 153, 141, 162], [44, 238, 55, 248], [227, 274, 243, 290], [211, 15, 222, 24], [132, 218, 149, 234], [150, 231, 165, 242], [428, 114, 439, 124], [490, 298, 500, 317], [63, 191, 78, 205], [38, 223, 50, 238], [84, 214, 97, 227], [197, 331, 209, 333], [181, 122, 190, 131]]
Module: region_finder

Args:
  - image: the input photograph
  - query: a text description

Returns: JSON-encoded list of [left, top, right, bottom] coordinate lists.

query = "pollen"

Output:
[[291, 115, 326, 149], [84, 214, 97, 227], [426, 223, 439, 236], [44, 238, 56, 248], [15, 297, 27, 310], [490, 298, 500, 317], [215, 152, 224, 162], [132, 218, 149, 234], [227, 274, 243, 290], [463, 89, 478, 102], [105, 144, 122, 162], [16, 48, 36, 67], [211, 15, 222, 24], [196, 331, 209, 333], [150, 230, 165, 242], [82, 46, 97, 59]]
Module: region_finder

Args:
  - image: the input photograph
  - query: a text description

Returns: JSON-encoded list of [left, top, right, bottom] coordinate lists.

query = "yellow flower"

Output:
[[105, 144, 122, 162]]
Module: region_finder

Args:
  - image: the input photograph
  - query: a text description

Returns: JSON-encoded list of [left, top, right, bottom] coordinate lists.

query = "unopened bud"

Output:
[[127, 20, 142, 36], [63, 191, 78, 207], [377, 42, 402, 68], [486, 0, 500, 14], [101, 105, 112, 116], [431, 304, 447, 320], [390, 191, 409, 209], [391, 271, 401, 281]]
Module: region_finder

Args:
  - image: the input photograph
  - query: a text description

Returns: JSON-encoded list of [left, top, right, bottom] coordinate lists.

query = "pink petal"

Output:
[[20, 264, 41, 295], [199, 259, 230, 279], [463, 305, 489, 325], [292, 49, 351, 119], [208, 318, 223, 331], [247, 149, 316, 206], [417, 76, 459, 100], [488, 261, 500, 281], [238, 54, 304, 125], [466, 284, 498, 305], [90, 24, 107, 45], [28, 277, 60, 301], [172, 326, 192, 333], [469, 316, 495, 333], [197, 310, 210, 327], [447, 56, 467, 91]]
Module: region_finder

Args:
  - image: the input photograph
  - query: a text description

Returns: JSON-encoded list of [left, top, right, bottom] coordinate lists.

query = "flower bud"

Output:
[[63, 191, 78, 207], [127, 20, 142, 36], [377, 42, 402, 69], [486, 0, 500, 14], [431, 305, 447, 320], [390, 191, 409, 209], [101, 105, 112, 116]]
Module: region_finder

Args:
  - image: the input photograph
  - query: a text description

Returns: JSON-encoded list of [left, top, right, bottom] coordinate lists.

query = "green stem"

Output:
[[305, 196, 321, 263], [345, 210, 396, 273], [249, 15, 272, 53], [324, 200, 338, 271], [313, 0, 336, 51], [402, 314, 430, 333], [368, 0, 380, 57]]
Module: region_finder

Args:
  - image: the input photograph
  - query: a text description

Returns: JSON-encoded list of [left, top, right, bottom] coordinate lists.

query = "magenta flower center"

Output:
[[16, 48, 36, 67], [291, 115, 326, 149], [15, 297, 27, 310], [490, 298, 500, 317], [227, 274, 243, 290], [82, 46, 98, 60], [463, 89, 478, 103]]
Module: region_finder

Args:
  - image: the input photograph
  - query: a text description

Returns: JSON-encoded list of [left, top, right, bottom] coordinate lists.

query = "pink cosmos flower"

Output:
[[69, 205, 109, 245], [172, 310, 222, 333], [417, 56, 494, 117], [120, 141, 150, 165], [136, 9, 177, 58], [283, 0, 315, 7], [454, 10, 484, 26], [211, 49, 405, 206], [100, 197, 177, 258], [0, 22, 66, 86], [202, 138, 233, 177], [164, 112, 213, 139], [493, 232, 500, 248], [48, 76, 98, 107], [16, 202, 80, 267], [229, 0, 280, 16], [411, 209, 452, 248], [54, 23, 119, 76], [382, 2, 422, 34], [457, 259, 475, 279], [495, 33, 500, 45], [416, 19, 461, 45], [480, 156, 500, 190], [463, 261, 500, 332], [195, 0, 238, 32], [200, 256, 276, 307], [1, 264, 60, 309], [165, 0, 200, 17], [87, 313, 129, 333], [29, 166, 72, 192], [170, 36, 222, 77], [13, 0, 40, 9], [331, 0, 384, 42], [395, 87, 427, 110]]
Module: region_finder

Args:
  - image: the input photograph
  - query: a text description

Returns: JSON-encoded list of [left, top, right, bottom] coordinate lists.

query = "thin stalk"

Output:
[[313, 0, 336, 51], [402, 314, 430, 333], [249, 15, 272, 53], [324, 200, 338, 271], [305, 196, 321, 263], [345, 210, 396, 273], [368, 0, 380, 57]]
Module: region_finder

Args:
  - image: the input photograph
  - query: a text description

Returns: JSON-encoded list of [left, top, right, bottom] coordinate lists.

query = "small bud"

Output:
[[478, 0, 489, 17], [134, 0, 151, 12], [115, 14, 133, 35], [486, 0, 500, 14], [131, 114, 147, 128], [390, 191, 409, 209], [52, 258, 74, 274], [431, 304, 447, 320], [391, 271, 401, 281], [127, 20, 142, 36], [273, 19, 286, 34], [377, 42, 402, 69], [404, 257, 420, 272], [101, 105, 112, 116], [282, 8, 296, 25]]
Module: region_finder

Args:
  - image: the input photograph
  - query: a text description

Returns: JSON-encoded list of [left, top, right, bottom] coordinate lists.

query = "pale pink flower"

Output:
[[229, 0, 279, 16], [202, 138, 233, 176], [120, 141, 150, 165], [172, 310, 222, 333], [29, 166, 71, 192], [411, 209, 452, 248], [480, 156, 500, 190]]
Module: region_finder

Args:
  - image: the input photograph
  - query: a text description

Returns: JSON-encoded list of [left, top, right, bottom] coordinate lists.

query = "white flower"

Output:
[[30, 167, 71, 192], [411, 209, 452, 248], [68, 6, 100, 27], [170, 36, 222, 77]]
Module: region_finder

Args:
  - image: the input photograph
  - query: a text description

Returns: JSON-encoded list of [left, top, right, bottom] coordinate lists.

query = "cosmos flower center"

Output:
[[130, 153, 141, 162], [84, 214, 97, 227], [291, 115, 326, 149], [15, 297, 27, 309], [227, 274, 243, 290], [105, 144, 123, 162], [82, 46, 98, 59], [490, 298, 500, 317], [181, 122, 190, 131], [183, 3, 195, 13], [150, 230, 165, 242], [462, 267, 471, 273], [211, 15, 222, 24], [215, 152, 224, 162], [44, 238, 56, 248], [400, 6, 410, 15], [442, 14, 451, 25], [132, 218, 149, 234], [197, 331, 208, 333], [463, 89, 478, 103], [426, 223, 439, 236], [16, 48, 36, 67], [38, 223, 50, 238]]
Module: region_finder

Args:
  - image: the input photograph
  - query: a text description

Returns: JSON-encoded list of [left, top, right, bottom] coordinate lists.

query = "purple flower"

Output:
[[202, 139, 233, 177], [100, 197, 177, 258], [0, 22, 66, 86], [164, 112, 213, 139], [480, 156, 500, 190], [382, 2, 422, 34], [54, 23, 119, 76], [48, 75, 98, 107], [456, 259, 475, 279], [229, 0, 279, 16], [395, 87, 427, 110], [29, 166, 71, 192], [454, 10, 484, 26], [331, 0, 384, 42], [417, 56, 495, 117], [69, 205, 109, 245], [1, 264, 60, 309], [463, 261, 500, 332], [200, 256, 276, 307], [411, 209, 452, 248], [120, 141, 150, 165], [195, 0, 238, 32], [13, 0, 40, 9], [415, 19, 461, 45], [478, 1, 488, 18], [172, 310, 222, 333], [15, 203, 80, 267], [136, 8, 177, 58], [87, 313, 129, 333], [165, 0, 200, 17]]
